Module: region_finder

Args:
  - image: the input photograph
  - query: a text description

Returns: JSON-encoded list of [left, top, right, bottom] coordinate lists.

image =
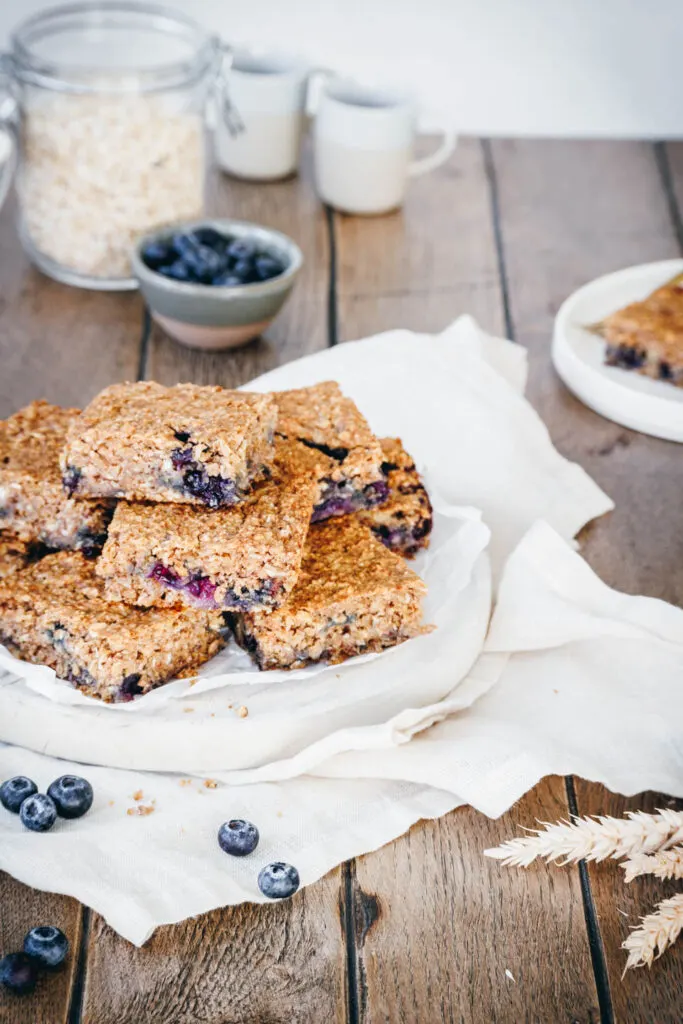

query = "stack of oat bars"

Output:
[[0, 381, 433, 702]]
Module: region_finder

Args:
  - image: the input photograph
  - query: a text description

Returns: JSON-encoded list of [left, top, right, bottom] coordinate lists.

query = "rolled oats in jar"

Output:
[[1, 4, 222, 289]]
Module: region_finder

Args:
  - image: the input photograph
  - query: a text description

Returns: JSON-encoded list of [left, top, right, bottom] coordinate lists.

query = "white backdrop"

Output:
[[0, 0, 681, 138]]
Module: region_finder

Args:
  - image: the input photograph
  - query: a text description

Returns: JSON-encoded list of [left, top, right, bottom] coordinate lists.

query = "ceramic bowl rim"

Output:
[[131, 218, 303, 299]]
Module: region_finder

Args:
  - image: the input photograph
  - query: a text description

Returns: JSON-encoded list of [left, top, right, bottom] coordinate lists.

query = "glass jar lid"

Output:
[[9, 1, 221, 93]]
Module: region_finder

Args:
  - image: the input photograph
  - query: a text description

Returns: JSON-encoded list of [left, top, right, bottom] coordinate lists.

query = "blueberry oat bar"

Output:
[[0, 535, 34, 578], [229, 516, 430, 671], [357, 438, 433, 557], [97, 440, 323, 611], [0, 552, 227, 702], [61, 381, 277, 507], [596, 273, 683, 386], [273, 382, 389, 521], [0, 401, 113, 554]]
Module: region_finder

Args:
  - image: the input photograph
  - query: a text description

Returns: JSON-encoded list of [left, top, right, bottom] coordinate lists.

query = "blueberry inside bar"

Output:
[[273, 382, 389, 521], [96, 439, 322, 612], [61, 381, 277, 507], [0, 401, 113, 553], [357, 438, 433, 557], [596, 273, 683, 386], [229, 517, 430, 671], [0, 552, 227, 702]]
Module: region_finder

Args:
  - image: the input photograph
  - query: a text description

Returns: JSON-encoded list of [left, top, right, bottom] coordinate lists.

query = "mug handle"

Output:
[[0, 54, 17, 213], [408, 129, 457, 177]]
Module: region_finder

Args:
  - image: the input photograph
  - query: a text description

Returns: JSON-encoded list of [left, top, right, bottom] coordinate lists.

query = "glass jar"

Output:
[[0, 2, 225, 290]]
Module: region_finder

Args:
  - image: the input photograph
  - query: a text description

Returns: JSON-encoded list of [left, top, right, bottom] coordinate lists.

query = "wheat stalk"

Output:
[[484, 809, 683, 867], [622, 894, 683, 973], [622, 847, 683, 883]]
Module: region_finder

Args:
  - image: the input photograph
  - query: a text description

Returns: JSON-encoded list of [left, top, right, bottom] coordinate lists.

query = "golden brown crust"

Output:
[[232, 517, 430, 670], [0, 551, 226, 702], [357, 438, 433, 557], [96, 439, 323, 610], [0, 534, 33, 578], [0, 401, 113, 550], [60, 381, 278, 503], [273, 381, 385, 491], [599, 276, 683, 384]]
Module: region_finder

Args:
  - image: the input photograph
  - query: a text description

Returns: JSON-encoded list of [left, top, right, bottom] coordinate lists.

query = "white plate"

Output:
[[552, 259, 683, 442]]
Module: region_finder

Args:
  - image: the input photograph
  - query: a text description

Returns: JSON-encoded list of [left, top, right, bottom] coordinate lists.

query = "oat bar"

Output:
[[61, 381, 277, 507], [273, 381, 389, 521], [596, 273, 683, 386], [0, 551, 227, 702], [229, 516, 430, 671], [0, 401, 113, 553], [0, 535, 34, 578], [97, 440, 322, 611], [357, 438, 433, 557]]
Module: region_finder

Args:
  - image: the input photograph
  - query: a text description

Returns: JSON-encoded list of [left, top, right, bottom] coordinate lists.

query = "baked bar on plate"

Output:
[[357, 437, 432, 557], [594, 272, 683, 386], [97, 440, 322, 611], [229, 516, 430, 671], [0, 534, 34, 578], [0, 551, 227, 702], [0, 401, 113, 554], [273, 381, 389, 520], [61, 381, 277, 506]]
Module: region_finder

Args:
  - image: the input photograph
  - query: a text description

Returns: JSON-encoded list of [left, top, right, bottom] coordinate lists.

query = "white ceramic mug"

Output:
[[215, 51, 311, 181], [313, 79, 456, 215]]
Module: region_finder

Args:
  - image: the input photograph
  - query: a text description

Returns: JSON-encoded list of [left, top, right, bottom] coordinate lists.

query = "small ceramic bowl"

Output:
[[131, 218, 303, 350]]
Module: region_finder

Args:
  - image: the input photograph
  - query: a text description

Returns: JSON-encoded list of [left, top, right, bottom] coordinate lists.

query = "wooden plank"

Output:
[[348, 781, 600, 1023], [574, 785, 683, 1024], [81, 157, 346, 1023], [0, 874, 83, 1024], [335, 137, 506, 340], [145, 151, 327, 387], [490, 138, 683, 1023], [0, 192, 143, 1022], [488, 138, 682, 605], [0, 194, 143, 416], [334, 140, 598, 1021], [82, 872, 346, 1024]]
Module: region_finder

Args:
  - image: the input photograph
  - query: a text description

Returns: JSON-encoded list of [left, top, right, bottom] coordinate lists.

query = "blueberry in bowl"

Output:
[[132, 219, 303, 351]]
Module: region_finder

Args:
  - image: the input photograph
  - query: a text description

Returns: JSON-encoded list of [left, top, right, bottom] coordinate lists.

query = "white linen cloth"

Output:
[[2, 317, 680, 946]]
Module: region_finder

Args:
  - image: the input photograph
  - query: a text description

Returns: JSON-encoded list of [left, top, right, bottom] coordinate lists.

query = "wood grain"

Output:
[[0, 195, 143, 416], [334, 141, 598, 1022], [574, 785, 683, 1024], [81, 872, 345, 1024], [80, 158, 347, 1024], [349, 780, 600, 1024], [0, 873, 83, 1024], [335, 137, 506, 341], [488, 139, 683, 605], [145, 150, 328, 387], [491, 138, 683, 1023]]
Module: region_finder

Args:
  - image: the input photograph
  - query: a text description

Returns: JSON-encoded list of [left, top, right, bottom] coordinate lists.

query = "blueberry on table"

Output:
[[218, 819, 259, 857], [0, 776, 38, 813], [47, 775, 93, 819], [227, 238, 256, 262], [24, 926, 69, 969], [258, 862, 300, 899], [20, 793, 57, 832], [141, 240, 173, 270], [254, 254, 284, 281], [0, 952, 39, 995]]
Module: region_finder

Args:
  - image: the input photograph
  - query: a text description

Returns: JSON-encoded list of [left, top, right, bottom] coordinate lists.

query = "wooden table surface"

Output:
[[1, 138, 682, 1024]]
